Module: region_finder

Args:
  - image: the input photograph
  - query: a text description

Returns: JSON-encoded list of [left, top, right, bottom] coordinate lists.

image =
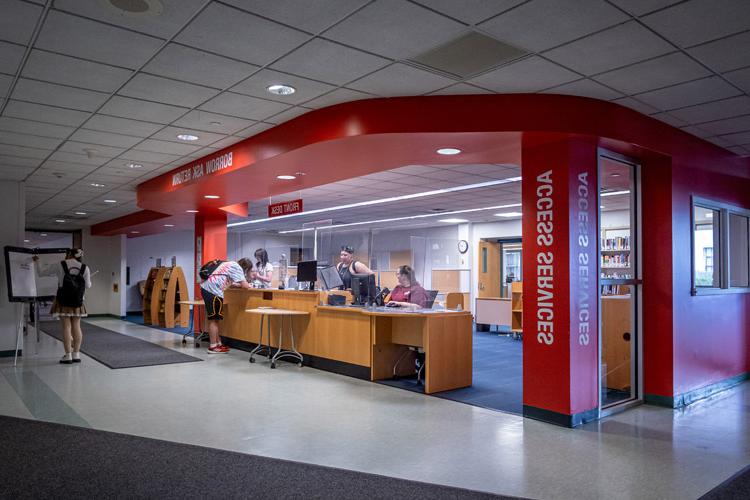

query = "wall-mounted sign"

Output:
[[268, 199, 303, 218], [171, 152, 233, 187]]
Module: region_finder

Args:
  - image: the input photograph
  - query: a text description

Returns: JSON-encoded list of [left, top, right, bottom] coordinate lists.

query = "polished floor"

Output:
[[2, 319, 750, 499]]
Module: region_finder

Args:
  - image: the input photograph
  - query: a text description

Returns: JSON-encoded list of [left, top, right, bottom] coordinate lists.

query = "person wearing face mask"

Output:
[[387, 265, 428, 310], [336, 245, 373, 289]]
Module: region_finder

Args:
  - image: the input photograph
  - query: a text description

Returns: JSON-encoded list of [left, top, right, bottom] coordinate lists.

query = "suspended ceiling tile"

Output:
[[479, 0, 628, 53], [348, 63, 458, 96], [199, 92, 291, 121], [3, 100, 91, 127], [52, 0, 207, 39], [719, 130, 750, 146], [271, 38, 390, 86], [427, 83, 493, 95], [35, 10, 163, 69], [324, 0, 467, 60], [234, 122, 275, 138], [687, 31, 750, 73], [0, 165, 33, 180], [607, 0, 683, 16], [48, 150, 109, 166], [635, 76, 742, 110], [143, 43, 259, 89], [303, 88, 374, 109], [593, 52, 711, 95], [222, 0, 369, 34], [83, 114, 163, 138], [0, 117, 75, 139], [176, 2, 309, 66], [56, 140, 125, 159], [0, 155, 43, 168], [150, 126, 225, 146], [694, 115, 750, 136], [724, 66, 750, 94], [11, 78, 110, 112], [172, 110, 255, 135], [231, 69, 336, 105], [469, 56, 579, 93], [133, 139, 202, 156], [0, 132, 55, 152], [22, 49, 133, 93], [0, 41, 25, 75], [669, 96, 750, 124], [0, 0, 43, 44], [544, 21, 673, 76], [118, 73, 220, 108], [0, 74, 11, 96], [206, 136, 244, 151], [412, 0, 525, 25], [641, 0, 750, 47], [99, 96, 188, 124], [69, 129, 143, 149], [42, 160, 102, 174], [611, 96, 661, 115], [650, 112, 689, 127], [542, 78, 623, 101]]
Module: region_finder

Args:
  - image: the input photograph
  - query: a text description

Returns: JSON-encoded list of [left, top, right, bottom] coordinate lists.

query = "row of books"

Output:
[[602, 254, 630, 267], [601, 236, 630, 251]]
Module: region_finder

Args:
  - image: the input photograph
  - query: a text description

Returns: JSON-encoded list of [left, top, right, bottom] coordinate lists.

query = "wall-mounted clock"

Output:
[[458, 239, 469, 254]]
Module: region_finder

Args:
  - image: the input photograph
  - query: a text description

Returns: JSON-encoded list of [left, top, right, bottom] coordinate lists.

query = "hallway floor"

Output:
[[2, 318, 749, 499]]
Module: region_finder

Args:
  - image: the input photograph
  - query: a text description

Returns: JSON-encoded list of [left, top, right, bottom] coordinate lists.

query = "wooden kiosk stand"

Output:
[[142, 266, 190, 328]]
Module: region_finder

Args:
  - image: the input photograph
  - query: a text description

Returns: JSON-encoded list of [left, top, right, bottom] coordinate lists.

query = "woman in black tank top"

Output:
[[337, 245, 373, 289]]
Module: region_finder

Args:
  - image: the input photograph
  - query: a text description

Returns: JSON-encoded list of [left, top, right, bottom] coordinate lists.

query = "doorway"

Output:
[[598, 150, 642, 411]]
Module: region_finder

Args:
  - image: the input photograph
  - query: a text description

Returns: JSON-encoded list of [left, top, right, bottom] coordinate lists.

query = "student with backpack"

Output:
[[199, 258, 253, 354], [34, 248, 92, 364]]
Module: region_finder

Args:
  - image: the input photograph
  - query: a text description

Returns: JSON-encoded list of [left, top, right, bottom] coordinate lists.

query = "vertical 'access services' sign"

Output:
[[268, 199, 303, 218]]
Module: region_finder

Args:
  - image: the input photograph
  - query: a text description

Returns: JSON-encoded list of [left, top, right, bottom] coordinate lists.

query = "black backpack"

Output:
[[199, 259, 224, 281], [57, 261, 87, 308]]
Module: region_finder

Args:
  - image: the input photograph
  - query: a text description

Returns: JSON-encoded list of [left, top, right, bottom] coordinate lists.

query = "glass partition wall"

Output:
[[599, 151, 642, 411]]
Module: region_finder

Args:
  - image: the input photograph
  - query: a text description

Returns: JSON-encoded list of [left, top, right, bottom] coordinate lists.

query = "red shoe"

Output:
[[207, 344, 230, 354]]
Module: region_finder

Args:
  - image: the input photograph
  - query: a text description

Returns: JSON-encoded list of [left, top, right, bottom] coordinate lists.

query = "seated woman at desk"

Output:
[[387, 265, 428, 310], [251, 248, 273, 288], [336, 245, 373, 289]]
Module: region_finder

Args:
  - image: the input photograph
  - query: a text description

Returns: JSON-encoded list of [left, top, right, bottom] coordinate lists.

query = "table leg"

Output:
[[269, 315, 303, 369]]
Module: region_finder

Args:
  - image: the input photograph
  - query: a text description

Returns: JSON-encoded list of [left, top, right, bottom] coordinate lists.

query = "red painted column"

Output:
[[521, 134, 600, 426], [193, 210, 227, 312]]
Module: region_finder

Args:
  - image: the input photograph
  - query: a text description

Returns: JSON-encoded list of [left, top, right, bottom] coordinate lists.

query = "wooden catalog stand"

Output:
[[143, 266, 190, 328]]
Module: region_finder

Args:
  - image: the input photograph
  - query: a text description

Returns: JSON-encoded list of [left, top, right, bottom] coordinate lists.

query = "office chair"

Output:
[[391, 290, 438, 386]]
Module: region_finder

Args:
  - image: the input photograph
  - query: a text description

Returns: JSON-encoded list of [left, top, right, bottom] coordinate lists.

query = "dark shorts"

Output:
[[201, 288, 224, 321]]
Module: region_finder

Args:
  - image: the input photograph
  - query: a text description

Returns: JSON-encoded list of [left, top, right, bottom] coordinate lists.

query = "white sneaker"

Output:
[[72, 352, 81, 363], [60, 353, 72, 365]]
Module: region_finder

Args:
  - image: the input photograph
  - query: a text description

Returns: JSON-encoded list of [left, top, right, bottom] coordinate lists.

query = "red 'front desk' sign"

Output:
[[268, 199, 303, 218]]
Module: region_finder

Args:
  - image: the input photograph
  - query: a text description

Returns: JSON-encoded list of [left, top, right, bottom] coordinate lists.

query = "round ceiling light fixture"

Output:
[[277, 175, 296, 180], [40, 233, 47, 237], [104, 199, 117, 203], [128, 163, 143, 169], [163, 224, 174, 227], [186, 209, 199, 213], [55, 219, 66, 223], [75, 211, 87, 215], [204, 195, 220, 199], [436, 148, 461, 155], [90, 182, 105, 187], [177, 134, 199, 141], [267, 84, 296, 96]]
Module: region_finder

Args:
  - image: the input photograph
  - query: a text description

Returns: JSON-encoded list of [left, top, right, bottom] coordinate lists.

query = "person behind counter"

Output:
[[336, 245, 373, 289], [201, 258, 253, 353], [251, 248, 273, 289], [387, 265, 428, 310]]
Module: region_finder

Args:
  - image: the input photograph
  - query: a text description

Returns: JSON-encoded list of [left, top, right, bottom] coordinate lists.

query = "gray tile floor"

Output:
[[2, 318, 749, 499]]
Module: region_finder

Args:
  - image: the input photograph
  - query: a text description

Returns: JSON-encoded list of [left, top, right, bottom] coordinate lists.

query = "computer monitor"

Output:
[[318, 265, 344, 290], [351, 273, 377, 305], [296, 260, 317, 290]]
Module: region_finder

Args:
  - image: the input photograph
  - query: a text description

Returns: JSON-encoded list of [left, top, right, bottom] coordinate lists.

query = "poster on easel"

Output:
[[3, 246, 69, 302]]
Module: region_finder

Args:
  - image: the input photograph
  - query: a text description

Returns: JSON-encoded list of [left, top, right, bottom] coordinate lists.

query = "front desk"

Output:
[[220, 289, 473, 394]]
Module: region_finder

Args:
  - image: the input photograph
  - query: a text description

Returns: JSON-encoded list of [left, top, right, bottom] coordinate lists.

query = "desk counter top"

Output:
[[317, 305, 471, 318]]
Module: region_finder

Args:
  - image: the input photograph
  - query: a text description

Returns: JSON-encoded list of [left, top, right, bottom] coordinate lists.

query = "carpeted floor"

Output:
[[700, 463, 750, 499], [125, 314, 192, 335], [0, 415, 516, 499], [379, 330, 523, 415], [39, 321, 202, 369]]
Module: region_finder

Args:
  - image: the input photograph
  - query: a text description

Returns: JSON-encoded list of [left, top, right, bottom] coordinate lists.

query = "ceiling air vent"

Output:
[[104, 0, 163, 15], [410, 32, 527, 79]]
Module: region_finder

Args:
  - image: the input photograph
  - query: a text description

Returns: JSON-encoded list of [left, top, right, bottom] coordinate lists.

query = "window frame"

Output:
[[691, 196, 750, 296]]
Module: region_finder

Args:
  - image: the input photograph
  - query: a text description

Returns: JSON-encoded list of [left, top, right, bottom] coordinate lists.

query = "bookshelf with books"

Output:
[[511, 281, 522, 340], [148, 267, 169, 325], [142, 267, 160, 324], [601, 226, 632, 296]]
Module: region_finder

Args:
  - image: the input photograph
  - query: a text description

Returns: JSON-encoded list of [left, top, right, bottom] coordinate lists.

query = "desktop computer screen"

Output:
[[351, 273, 377, 305], [296, 260, 317, 290]]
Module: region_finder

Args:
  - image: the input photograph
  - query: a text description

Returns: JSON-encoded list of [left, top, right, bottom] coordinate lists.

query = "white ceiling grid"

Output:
[[0, 0, 745, 231]]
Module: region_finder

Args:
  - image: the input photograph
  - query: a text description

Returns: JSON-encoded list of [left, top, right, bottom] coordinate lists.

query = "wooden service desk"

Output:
[[219, 289, 473, 394], [317, 306, 473, 394]]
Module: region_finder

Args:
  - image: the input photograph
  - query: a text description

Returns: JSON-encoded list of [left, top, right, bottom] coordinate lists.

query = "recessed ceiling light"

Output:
[[104, 199, 117, 203], [55, 219, 66, 223], [277, 175, 296, 180], [177, 134, 199, 141], [437, 148, 461, 155], [90, 183, 105, 187], [75, 211, 87, 215], [23, 239, 30, 243], [186, 209, 199, 213], [204, 195, 220, 199], [439, 218, 469, 223], [40, 233, 47, 237], [494, 212, 522, 217], [267, 84, 296, 96], [209, 121, 222, 126], [600, 190, 630, 197], [163, 224, 174, 227], [128, 163, 143, 169]]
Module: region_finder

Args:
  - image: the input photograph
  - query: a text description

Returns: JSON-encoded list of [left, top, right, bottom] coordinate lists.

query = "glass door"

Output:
[[500, 241, 522, 298], [599, 151, 642, 410]]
